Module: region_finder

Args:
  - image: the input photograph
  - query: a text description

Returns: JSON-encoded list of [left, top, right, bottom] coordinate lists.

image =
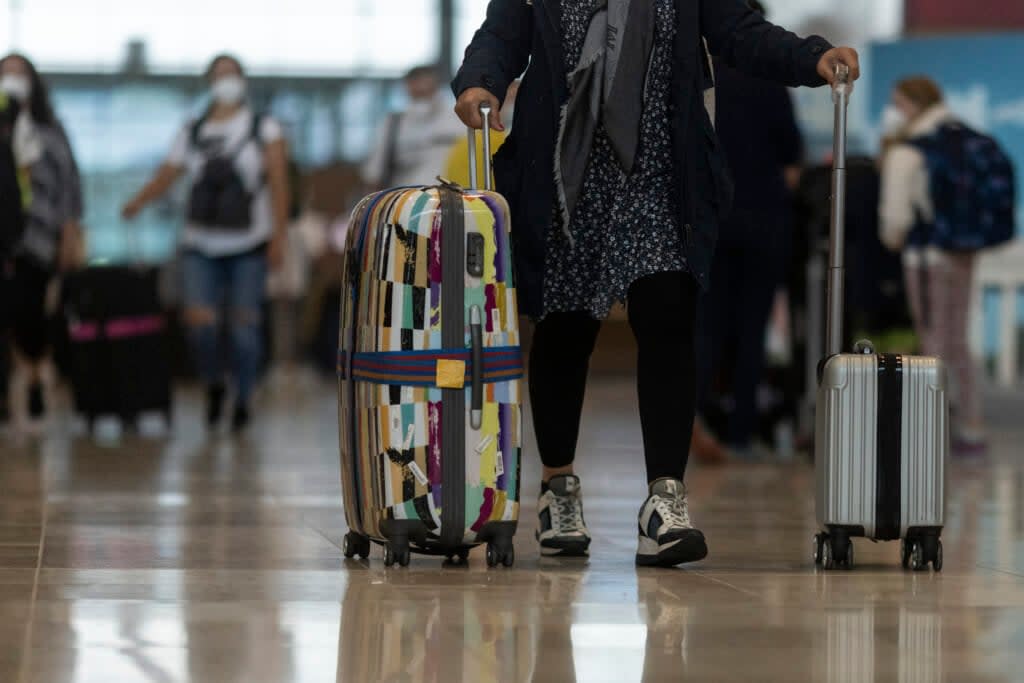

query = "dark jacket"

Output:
[[453, 0, 832, 317], [714, 59, 803, 226]]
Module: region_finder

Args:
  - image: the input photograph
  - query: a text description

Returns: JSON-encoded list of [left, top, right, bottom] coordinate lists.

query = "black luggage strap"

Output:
[[875, 354, 903, 541]]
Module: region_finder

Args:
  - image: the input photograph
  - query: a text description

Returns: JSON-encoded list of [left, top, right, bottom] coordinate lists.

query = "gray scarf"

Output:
[[555, 0, 655, 243]]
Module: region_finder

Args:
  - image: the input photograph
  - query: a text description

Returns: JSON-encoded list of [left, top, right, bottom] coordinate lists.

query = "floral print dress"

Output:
[[542, 0, 688, 320]]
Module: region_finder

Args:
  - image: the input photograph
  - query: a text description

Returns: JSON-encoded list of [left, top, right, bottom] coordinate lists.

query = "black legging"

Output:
[[528, 271, 698, 483]]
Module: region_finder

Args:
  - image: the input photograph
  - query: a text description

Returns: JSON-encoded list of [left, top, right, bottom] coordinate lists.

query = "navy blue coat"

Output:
[[452, 0, 832, 317]]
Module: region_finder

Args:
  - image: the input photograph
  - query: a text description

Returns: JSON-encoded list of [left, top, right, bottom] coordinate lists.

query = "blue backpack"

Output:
[[910, 122, 1016, 251]]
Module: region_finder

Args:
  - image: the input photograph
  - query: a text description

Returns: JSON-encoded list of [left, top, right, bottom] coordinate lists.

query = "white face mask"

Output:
[[210, 76, 247, 105], [0, 74, 31, 103], [881, 105, 908, 135]]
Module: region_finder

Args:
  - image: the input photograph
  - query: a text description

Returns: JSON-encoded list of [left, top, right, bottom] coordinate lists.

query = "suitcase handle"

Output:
[[465, 103, 494, 191], [826, 63, 851, 358], [469, 305, 483, 429]]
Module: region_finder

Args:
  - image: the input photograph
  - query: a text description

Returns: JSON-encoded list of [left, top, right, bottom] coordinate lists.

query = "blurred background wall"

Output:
[[0, 0, 1021, 384]]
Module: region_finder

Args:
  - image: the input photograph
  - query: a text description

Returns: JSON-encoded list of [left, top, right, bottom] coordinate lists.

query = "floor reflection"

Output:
[[1, 377, 1024, 682]]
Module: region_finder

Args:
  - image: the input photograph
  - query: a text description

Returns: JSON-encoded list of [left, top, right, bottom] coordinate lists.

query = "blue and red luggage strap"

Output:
[[337, 346, 523, 387]]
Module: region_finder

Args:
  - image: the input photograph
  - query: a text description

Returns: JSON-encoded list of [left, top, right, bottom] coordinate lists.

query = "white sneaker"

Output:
[[636, 478, 707, 567], [536, 474, 591, 557]]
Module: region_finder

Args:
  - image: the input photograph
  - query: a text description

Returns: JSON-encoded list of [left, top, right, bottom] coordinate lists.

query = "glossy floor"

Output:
[[2, 368, 1024, 683]]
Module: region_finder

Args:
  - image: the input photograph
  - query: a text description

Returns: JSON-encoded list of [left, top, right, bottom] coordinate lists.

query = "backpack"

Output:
[[910, 122, 1016, 251], [0, 94, 25, 260], [186, 111, 264, 230]]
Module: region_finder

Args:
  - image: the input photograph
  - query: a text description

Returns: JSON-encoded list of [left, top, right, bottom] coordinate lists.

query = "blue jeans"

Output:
[[181, 248, 267, 404]]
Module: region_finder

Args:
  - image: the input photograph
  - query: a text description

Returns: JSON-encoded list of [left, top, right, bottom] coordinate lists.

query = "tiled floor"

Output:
[[2, 367, 1024, 682]]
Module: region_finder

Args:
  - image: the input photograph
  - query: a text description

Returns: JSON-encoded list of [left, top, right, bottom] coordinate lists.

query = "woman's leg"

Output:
[[528, 310, 600, 557], [225, 248, 268, 428], [940, 254, 983, 439], [9, 257, 51, 432], [627, 271, 698, 483], [628, 271, 707, 567], [528, 311, 601, 479], [728, 244, 783, 452], [181, 250, 228, 425], [904, 260, 937, 358]]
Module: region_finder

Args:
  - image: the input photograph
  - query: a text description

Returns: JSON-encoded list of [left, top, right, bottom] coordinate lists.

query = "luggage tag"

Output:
[[436, 359, 466, 389], [403, 424, 429, 486]]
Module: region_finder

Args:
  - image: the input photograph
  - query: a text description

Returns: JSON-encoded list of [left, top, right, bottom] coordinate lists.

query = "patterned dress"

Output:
[[543, 0, 687, 320]]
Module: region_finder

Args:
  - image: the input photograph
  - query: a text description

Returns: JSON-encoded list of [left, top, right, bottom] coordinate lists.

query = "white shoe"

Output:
[[536, 475, 591, 557], [636, 478, 707, 567]]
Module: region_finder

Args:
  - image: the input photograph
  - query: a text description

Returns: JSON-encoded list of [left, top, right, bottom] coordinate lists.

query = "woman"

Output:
[[878, 77, 986, 455], [123, 54, 290, 433], [0, 53, 83, 436], [453, 1, 859, 566]]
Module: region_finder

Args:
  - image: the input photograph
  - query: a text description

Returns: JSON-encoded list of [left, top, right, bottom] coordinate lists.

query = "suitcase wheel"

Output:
[[445, 549, 471, 566], [818, 533, 853, 571], [342, 532, 371, 561], [906, 537, 942, 572], [485, 540, 514, 568], [383, 538, 411, 568]]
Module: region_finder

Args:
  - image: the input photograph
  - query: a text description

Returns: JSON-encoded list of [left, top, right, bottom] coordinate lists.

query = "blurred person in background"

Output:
[[694, 0, 805, 462], [454, 0, 859, 566], [443, 80, 519, 187], [0, 53, 83, 437], [362, 64, 464, 189], [879, 76, 1005, 456], [122, 54, 290, 433]]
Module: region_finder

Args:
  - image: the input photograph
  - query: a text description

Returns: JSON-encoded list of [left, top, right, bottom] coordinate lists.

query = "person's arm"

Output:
[[121, 163, 185, 219], [360, 117, 392, 191], [123, 125, 189, 219], [452, 0, 532, 130], [774, 86, 804, 192], [878, 145, 924, 251], [56, 127, 85, 270], [700, 0, 858, 88], [264, 137, 291, 270]]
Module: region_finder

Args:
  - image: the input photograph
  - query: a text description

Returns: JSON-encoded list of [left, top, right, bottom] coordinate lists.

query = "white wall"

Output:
[[1, 0, 439, 75]]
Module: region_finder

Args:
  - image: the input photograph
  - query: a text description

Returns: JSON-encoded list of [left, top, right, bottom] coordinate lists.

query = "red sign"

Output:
[[905, 0, 1024, 30]]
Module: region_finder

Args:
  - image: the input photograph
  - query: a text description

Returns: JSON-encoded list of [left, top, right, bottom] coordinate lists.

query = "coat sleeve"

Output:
[[701, 0, 833, 88], [451, 0, 533, 105], [879, 145, 928, 251]]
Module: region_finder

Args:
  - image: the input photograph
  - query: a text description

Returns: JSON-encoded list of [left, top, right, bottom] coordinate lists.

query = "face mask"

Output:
[[881, 105, 908, 135], [210, 76, 247, 105], [0, 74, 31, 103]]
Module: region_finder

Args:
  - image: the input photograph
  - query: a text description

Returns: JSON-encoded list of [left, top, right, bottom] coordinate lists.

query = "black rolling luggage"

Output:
[[62, 266, 172, 429]]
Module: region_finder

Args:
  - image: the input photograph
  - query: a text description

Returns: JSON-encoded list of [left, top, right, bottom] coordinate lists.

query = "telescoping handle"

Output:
[[826, 63, 851, 359], [465, 103, 495, 191]]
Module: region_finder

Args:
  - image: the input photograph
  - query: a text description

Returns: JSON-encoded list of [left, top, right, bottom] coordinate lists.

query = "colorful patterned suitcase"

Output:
[[812, 66, 949, 572], [338, 106, 523, 567]]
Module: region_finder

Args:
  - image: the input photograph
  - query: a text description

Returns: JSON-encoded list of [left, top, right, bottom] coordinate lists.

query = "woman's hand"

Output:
[[58, 220, 83, 272], [817, 47, 861, 85], [455, 88, 504, 131], [268, 230, 286, 272], [121, 197, 143, 221]]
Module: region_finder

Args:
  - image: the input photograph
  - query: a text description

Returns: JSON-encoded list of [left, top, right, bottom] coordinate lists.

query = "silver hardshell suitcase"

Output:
[[812, 65, 950, 572]]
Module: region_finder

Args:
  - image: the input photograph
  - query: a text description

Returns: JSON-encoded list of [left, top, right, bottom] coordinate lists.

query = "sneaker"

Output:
[[536, 474, 591, 557], [206, 383, 226, 427], [636, 478, 707, 567]]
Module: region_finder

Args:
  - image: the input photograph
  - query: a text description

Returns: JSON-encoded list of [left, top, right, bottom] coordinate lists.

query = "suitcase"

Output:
[[338, 105, 523, 567], [812, 65, 949, 572], [61, 265, 173, 430]]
